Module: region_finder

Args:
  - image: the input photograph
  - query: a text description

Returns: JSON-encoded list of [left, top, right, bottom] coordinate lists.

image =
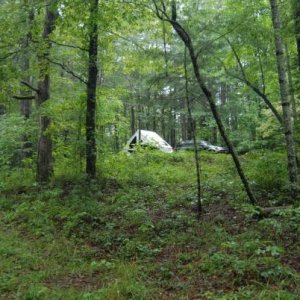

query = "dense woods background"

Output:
[[0, 0, 300, 299]]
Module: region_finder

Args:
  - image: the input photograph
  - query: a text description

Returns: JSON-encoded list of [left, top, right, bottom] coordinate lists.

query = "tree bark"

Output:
[[20, 3, 34, 120], [161, 108, 166, 139], [269, 0, 298, 195], [37, 1, 57, 183], [184, 47, 202, 219], [131, 106, 135, 135], [167, 0, 257, 205], [285, 44, 297, 123], [86, 0, 99, 179], [292, 0, 300, 69]]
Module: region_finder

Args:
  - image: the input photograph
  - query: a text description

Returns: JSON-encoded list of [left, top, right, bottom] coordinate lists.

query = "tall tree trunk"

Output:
[[184, 47, 202, 219], [20, 4, 34, 160], [181, 113, 187, 140], [37, 1, 57, 183], [20, 3, 34, 120], [270, 0, 298, 195], [169, 108, 176, 148], [86, 0, 99, 179], [285, 44, 297, 122], [130, 106, 135, 134], [292, 0, 300, 69], [161, 108, 166, 139], [167, 1, 257, 205], [211, 126, 218, 145], [152, 106, 157, 131]]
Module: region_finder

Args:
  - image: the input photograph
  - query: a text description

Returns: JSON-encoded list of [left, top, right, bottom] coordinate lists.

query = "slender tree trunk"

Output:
[[20, 4, 34, 160], [168, 1, 257, 205], [169, 108, 176, 148], [211, 127, 218, 144], [37, 1, 57, 183], [86, 0, 99, 179], [292, 0, 300, 69], [20, 3, 34, 120], [184, 47, 202, 219], [181, 114, 187, 140], [270, 0, 298, 195], [161, 108, 166, 139], [285, 44, 297, 122], [131, 106, 135, 135], [152, 106, 157, 131]]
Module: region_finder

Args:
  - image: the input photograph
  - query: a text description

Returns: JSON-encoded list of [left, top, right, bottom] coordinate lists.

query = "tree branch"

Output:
[[0, 50, 20, 60], [49, 39, 88, 52], [224, 40, 283, 125], [21, 81, 39, 93], [45, 57, 88, 84], [13, 95, 35, 100], [105, 30, 147, 52]]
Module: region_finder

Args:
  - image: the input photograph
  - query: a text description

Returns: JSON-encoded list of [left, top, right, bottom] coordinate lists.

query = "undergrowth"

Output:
[[0, 150, 299, 299]]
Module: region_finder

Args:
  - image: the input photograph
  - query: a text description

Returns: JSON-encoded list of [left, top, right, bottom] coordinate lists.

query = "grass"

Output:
[[0, 150, 299, 299]]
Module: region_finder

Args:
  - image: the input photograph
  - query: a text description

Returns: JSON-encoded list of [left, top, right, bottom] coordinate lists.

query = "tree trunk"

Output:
[[37, 1, 57, 183], [184, 47, 202, 219], [152, 106, 157, 131], [292, 0, 300, 69], [86, 0, 99, 179], [130, 106, 135, 135], [19, 4, 34, 160], [211, 126, 218, 145], [269, 0, 298, 195], [20, 4, 34, 120], [168, 1, 257, 205], [285, 44, 297, 122], [161, 108, 166, 139]]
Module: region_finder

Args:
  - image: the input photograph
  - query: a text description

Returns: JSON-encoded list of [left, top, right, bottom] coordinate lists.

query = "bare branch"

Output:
[[222, 61, 283, 125], [49, 39, 88, 52], [152, 0, 169, 20], [45, 57, 88, 84], [105, 30, 147, 52], [21, 81, 39, 93]]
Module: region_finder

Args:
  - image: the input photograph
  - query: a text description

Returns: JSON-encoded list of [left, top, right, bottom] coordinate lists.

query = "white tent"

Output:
[[124, 130, 173, 153]]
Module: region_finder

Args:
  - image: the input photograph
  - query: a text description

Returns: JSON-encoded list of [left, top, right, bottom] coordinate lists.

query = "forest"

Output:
[[0, 0, 300, 299]]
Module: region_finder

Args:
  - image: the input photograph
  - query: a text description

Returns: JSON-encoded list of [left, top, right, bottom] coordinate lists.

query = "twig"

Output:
[[49, 39, 88, 52], [45, 57, 87, 84], [21, 81, 39, 93]]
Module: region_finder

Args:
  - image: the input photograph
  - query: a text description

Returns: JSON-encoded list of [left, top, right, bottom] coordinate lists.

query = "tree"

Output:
[[86, 0, 99, 179], [292, 0, 300, 69], [16, 0, 58, 183], [269, 0, 298, 196], [153, 0, 257, 205]]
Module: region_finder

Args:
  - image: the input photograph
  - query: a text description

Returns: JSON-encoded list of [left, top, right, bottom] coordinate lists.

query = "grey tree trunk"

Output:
[[20, 4, 34, 119], [269, 0, 298, 195], [131, 106, 135, 135], [86, 0, 99, 179], [184, 47, 202, 219], [292, 0, 300, 69], [285, 44, 297, 123], [37, 1, 57, 183]]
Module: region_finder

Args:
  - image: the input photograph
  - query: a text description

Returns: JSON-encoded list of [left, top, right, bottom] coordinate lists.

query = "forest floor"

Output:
[[0, 151, 299, 299]]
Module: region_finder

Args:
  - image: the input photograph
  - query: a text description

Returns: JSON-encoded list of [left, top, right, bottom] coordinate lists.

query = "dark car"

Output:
[[175, 140, 228, 153]]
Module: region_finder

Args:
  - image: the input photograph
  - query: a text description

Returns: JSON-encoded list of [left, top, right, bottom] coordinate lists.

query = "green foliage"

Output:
[[245, 151, 288, 199], [0, 113, 37, 168], [1, 151, 299, 299]]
